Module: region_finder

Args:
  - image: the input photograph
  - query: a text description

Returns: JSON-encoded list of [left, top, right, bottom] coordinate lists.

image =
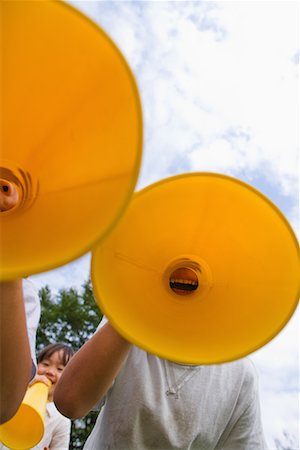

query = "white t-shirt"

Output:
[[84, 320, 266, 450], [23, 278, 40, 376]]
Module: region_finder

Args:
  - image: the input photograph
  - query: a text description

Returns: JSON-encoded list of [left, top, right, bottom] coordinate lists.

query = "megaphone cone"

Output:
[[91, 173, 299, 364], [0, 1, 142, 281], [0, 382, 50, 449]]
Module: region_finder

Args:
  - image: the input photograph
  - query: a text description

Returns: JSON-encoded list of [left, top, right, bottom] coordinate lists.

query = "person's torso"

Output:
[[84, 347, 254, 450]]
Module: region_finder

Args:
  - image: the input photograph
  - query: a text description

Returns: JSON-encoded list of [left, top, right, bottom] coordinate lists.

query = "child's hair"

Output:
[[37, 342, 74, 367]]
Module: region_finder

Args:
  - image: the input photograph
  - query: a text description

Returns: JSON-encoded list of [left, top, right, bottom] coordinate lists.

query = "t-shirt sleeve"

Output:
[[221, 397, 267, 449], [96, 315, 108, 331], [220, 362, 267, 450], [49, 417, 71, 449], [22, 278, 40, 375], [91, 316, 110, 411]]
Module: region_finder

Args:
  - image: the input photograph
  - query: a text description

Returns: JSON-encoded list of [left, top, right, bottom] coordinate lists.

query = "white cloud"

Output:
[[251, 309, 299, 447], [73, 1, 299, 202], [31, 253, 91, 295]]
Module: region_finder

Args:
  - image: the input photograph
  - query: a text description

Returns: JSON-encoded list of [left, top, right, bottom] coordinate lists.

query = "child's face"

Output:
[[37, 350, 65, 397]]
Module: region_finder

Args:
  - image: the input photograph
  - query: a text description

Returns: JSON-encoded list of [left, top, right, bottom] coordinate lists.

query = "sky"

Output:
[[32, 1, 299, 448]]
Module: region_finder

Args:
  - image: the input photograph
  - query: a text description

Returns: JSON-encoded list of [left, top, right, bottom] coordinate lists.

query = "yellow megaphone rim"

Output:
[[92, 172, 299, 364], [1, 0, 143, 280], [137, 171, 299, 247]]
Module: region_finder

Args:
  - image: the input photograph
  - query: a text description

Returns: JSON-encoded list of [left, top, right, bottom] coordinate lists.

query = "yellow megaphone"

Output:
[[0, 0, 142, 281], [91, 173, 300, 365], [0, 382, 50, 449]]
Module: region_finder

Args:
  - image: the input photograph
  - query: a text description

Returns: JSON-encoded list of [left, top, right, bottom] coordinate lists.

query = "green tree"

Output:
[[36, 280, 102, 449]]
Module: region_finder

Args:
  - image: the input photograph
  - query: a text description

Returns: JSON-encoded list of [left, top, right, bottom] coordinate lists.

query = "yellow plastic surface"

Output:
[[92, 173, 300, 364], [0, 382, 49, 449], [0, 1, 142, 280]]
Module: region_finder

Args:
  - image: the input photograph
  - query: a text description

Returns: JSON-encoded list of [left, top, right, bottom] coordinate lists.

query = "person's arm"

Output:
[[54, 321, 131, 419], [0, 280, 32, 423]]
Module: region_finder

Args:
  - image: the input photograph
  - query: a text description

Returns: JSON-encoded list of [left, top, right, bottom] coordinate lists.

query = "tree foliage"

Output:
[[36, 280, 102, 449]]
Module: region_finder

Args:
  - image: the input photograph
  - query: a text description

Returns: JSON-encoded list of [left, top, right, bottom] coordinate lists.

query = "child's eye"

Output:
[[57, 367, 64, 372]]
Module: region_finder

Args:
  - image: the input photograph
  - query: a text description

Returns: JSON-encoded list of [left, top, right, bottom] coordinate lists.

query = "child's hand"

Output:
[[29, 374, 51, 388]]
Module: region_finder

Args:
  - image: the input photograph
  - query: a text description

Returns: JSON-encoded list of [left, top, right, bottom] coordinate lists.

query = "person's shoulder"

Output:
[[22, 277, 38, 294], [22, 278, 39, 306], [22, 278, 40, 322], [238, 357, 258, 381], [229, 358, 260, 405], [230, 357, 257, 380], [217, 358, 258, 395]]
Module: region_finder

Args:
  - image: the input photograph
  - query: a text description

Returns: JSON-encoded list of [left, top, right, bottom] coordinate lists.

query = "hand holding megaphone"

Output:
[[28, 375, 51, 390], [0, 380, 51, 450]]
